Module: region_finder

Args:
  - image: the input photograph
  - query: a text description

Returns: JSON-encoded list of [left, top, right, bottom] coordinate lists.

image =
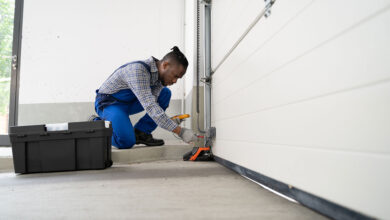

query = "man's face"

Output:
[[159, 61, 186, 86]]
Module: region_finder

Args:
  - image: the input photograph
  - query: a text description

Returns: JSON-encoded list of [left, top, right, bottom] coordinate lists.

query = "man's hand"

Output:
[[173, 126, 181, 135], [178, 127, 198, 143]]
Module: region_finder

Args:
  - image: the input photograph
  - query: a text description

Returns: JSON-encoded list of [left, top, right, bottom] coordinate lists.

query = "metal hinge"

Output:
[[264, 0, 275, 18], [200, 76, 212, 86]]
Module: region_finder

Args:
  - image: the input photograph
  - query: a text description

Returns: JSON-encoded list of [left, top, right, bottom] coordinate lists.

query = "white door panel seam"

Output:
[[214, 138, 390, 157], [212, 78, 390, 123]]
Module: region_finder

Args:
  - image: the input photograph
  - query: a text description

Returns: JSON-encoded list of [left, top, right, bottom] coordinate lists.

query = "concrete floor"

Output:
[[0, 160, 328, 220]]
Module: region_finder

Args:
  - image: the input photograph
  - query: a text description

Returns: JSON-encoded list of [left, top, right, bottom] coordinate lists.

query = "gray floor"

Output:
[[0, 160, 328, 220]]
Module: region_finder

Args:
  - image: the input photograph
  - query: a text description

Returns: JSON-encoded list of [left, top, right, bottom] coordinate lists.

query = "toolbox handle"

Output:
[[46, 123, 68, 132]]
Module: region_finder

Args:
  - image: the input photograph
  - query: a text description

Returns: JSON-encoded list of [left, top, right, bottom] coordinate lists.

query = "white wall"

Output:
[[211, 0, 390, 219], [19, 0, 185, 104], [183, 0, 197, 129], [184, 0, 196, 97]]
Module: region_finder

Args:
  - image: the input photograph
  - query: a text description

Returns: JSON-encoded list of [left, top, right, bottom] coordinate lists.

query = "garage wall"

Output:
[[183, 0, 196, 129], [211, 0, 390, 219], [18, 0, 186, 140]]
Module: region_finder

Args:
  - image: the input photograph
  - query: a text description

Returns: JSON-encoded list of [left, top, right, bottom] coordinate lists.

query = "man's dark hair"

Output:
[[162, 46, 188, 69]]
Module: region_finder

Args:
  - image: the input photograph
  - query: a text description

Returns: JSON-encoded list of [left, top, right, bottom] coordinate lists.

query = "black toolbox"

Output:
[[9, 120, 113, 174]]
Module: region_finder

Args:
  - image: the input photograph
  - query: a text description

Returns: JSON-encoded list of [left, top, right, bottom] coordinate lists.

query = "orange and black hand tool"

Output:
[[183, 146, 212, 161], [171, 114, 190, 120], [183, 127, 215, 161]]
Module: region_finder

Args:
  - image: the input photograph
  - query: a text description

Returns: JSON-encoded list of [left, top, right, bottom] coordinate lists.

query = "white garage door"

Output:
[[211, 0, 390, 218]]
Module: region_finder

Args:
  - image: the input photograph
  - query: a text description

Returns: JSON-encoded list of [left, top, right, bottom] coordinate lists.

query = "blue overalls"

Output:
[[94, 61, 171, 149]]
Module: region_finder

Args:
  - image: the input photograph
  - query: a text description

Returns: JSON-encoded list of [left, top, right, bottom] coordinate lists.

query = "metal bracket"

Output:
[[205, 127, 216, 147], [200, 76, 212, 86], [264, 0, 275, 18], [201, 0, 211, 6], [206, 127, 216, 139]]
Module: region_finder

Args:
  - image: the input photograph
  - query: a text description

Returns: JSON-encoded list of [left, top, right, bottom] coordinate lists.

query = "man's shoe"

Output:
[[135, 128, 164, 146]]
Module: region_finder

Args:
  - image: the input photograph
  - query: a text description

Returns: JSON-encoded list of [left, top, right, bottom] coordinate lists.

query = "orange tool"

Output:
[[172, 116, 214, 161], [183, 146, 212, 161], [183, 127, 215, 161], [171, 114, 190, 120], [189, 147, 211, 161]]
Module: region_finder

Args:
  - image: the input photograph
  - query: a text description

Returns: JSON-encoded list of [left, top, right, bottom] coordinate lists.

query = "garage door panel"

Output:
[[213, 82, 390, 154], [212, 10, 390, 122], [212, 0, 390, 94], [213, 139, 390, 218]]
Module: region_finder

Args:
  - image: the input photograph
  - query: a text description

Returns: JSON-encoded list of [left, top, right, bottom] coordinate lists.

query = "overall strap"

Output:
[[113, 60, 151, 73], [95, 61, 152, 108]]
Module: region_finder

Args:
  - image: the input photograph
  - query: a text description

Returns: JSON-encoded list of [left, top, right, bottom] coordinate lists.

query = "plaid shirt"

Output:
[[98, 57, 177, 132]]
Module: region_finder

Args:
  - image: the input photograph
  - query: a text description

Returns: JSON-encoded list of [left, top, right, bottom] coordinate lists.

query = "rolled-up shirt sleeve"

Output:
[[121, 64, 178, 132]]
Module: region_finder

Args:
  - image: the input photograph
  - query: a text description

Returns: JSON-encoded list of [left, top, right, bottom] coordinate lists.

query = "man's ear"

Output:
[[162, 60, 170, 70]]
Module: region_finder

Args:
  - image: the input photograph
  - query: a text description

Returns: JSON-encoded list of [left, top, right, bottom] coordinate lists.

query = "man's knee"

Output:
[[113, 134, 136, 149], [112, 130, 136, 149], [158, 87, 171, 109]]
